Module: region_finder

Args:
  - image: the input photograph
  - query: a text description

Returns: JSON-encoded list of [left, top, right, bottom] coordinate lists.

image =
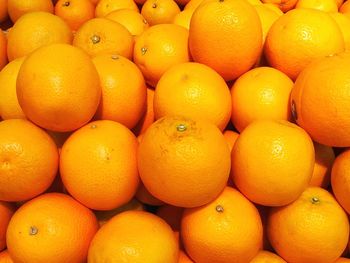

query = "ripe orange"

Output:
[[267, 187, 350, 263], [138, 116, 231, 207], [16, 43, 101, 132], [88, 210, 179, 262], [0, 202, 15, 251], [95, 0, 138, 17], [250, 250, 287, 262], [261, 0, 298, 12], [73, 18, 134, 59], [231, 67, 293, 132], [133, 87, 155, 136], [0, 119, 59, 201], [92, 54, 147, 129], [189, 0, 262, 81], [0, 29, 6, 71], [0, 250, 13, 263], [0, 57, 26, 120], [7, 12, 72, 61], [265, 8, 345, 80], [181, 187, 263, 262], [54, 0, 95, 31], [178, 250, 194, 263], [330, 12, 350, 51], [7, 0, 54, 23], [6, 193, 99, 263], [232, 120, 315, 206], [223, 130, 239, 152], [0, 0, 8, 23], [290, 52, 350, 147], [135, 182, 164, 206], [154, 62, 232, 131], [295, 0, 338, 12], [60, 120, 139, 210], [141, 0, 181, 26], [133, 24, 190, 87]]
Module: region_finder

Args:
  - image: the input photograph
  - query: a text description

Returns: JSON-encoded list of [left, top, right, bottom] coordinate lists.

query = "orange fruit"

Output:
[[181, 186, 263, 263], [172, 9, 192, 30], [264, 9, 345, 80], [189, 0, 262, 81], [261, 0, 298, 12], [105, 9, 149, 37], [7, 12, 73, 61], [73, 18, 134, 59], [7, 0, 54, 23], [250, 250, 287, 262], [0, 0, 8, 23], [0, 202, 15, 251], [88, 210, 179, 262], [133, 87, 155, 136], [141, 0, 181, 26], [290, 52, 350, 147], [295, 0, 338, 12], [16, 43, 101, 132], [54, 0, 95, 31], [92, 54, 147, 129], [60, 120, 139, 210], [154, 62, 232, 131], [95, 0, 138, 17], [330, 12, 350, 51], [6, 193, 99, 263], [178, 250, 194, 263], [230, 67, 293, 132], [0, 57, 26, 120], [223, 130, 239, 152], [135, 182, 164, 206], [267, 187, 350, 263], [336, 258, 350, 262], [310, 142, 335, 188], [138, 116, 231, 207], [133, 24, 190, 87], [232, 120, 315, 206], [184, 0, 205, 11], [0, 250, 14, 263], [0, 119, 59, 202], [0, 25, 6, 70]]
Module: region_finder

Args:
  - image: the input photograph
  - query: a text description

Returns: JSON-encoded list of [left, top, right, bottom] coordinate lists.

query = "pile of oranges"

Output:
[[1, 0, 350, 262]]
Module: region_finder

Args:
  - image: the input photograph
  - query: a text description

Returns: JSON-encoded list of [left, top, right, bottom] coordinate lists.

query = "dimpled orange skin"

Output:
[[0, 202, 15, 251]]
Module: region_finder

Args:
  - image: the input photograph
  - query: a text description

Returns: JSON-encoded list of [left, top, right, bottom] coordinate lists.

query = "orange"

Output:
[[0, 57, 26, 120], [0, 119, 59, 201], [310, 142, 335, 188], [250, 250, 287, 262], [230, 67, 293, 132], [135, 182, 164, 206], [232, 120, 315, 206], [290, 52, 350, 147], [7, 12, 72, 61], [336, 258, 350, 262], [189, 0, 262, 81], [54, 0, 95, 31], [336, 0, 344, 7], [73, 18, 134, 59], [133, 24, 190, 87], [264, 9, 345, 80], [172, 9, 192, 30], [7, 0, 54, 23], [267, 187, 350, 263], [261, 0, 298, 12], [60, 120, 139, 210], [92, 54, 147, 129], [330, 12, 350, 51], [95, 0, 138, 17], [6, 193, 99, 263], [223, 130, 239, 152], [184, 0, 205, 11], [0, 25, 6, 71], [154, 62, 232, 131], [105, 9, 149, 37], [16, 43, 101, 132], [138, 116, 231, 207], [0, 0, 8, 23], [133, 87, 155, 136], [0, 250, 14, 263], [181, 187, 263, 263], [141, 0, 181, 26], [178, 250, 194, 263], [295, 0, 338, 12], [0, 202, 15, 251], [88, 210, 179, 262]]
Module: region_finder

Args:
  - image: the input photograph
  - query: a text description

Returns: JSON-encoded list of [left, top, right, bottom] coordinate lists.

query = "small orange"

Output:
[[54, 0, 95, 31], [0, 119, 59, 202], [330, 12, 350, 51], [181, 187, 263, 263], [6, 193, 99, 263], [0, 250, 14, 263], [16, 43, 101, 132], [133, 87, 155, 136], [88, 210, 179, 262], [154, 62, 232, 131], [0, 202, 15, 251], [295, 0, 338, 12], [135, 182, 164, 206], [250, 250, 287, 262], [73, 18, 134, 59], [92, 54, 147, 129], [95, 0, 138, 17], [141, 0, 181, 26], [261, 0, 298, 12], [7, 0, 54, 22], [7, 12, 72, 61], [133, 24, 190, 87], [223, 130, 239, 152], [178, 250, 194, 263], [172, 9, 192, 30], [267, 187, 350, 263], [0, 0, 8, 23]]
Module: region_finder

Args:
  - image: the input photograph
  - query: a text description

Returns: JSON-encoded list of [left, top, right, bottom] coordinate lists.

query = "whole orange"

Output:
[[141, 0, 180, 26], [0, 202, 15, 251], [7, 0, 54, 22]]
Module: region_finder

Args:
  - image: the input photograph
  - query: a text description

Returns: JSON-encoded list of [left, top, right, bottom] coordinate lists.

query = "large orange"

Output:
[[0, 0, 7, 23], [88, 210, 179, 262], [16, 43, 101, 132], [133, 87, 155, 136], [0, 119, 58, 201], [264, 8, 345, 80], [330, 12, 350, 51], [154, 62, 232, 131], [0, 250, 13, 263], [290, 51, 350, 147], [133, 24, 190, 87], [250, 250, 287, 262], [267, 187, 350, 263], [6, 193, 99, 263], [188, 0, 262, 81], [138, 116, 231, 207], [181, 187, 263, 263], [141, 0, 181, 26], [92, 54, 147, 129], [7, 12, 72, 61], [232, 120, 315, 206], [230, 67, 293, 132], [7, 0, 54, 22], [60, 120, 139, 210], [0, 30, 6, 71], [0, 202, 15, 251], [95, 0, 138, 17]]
